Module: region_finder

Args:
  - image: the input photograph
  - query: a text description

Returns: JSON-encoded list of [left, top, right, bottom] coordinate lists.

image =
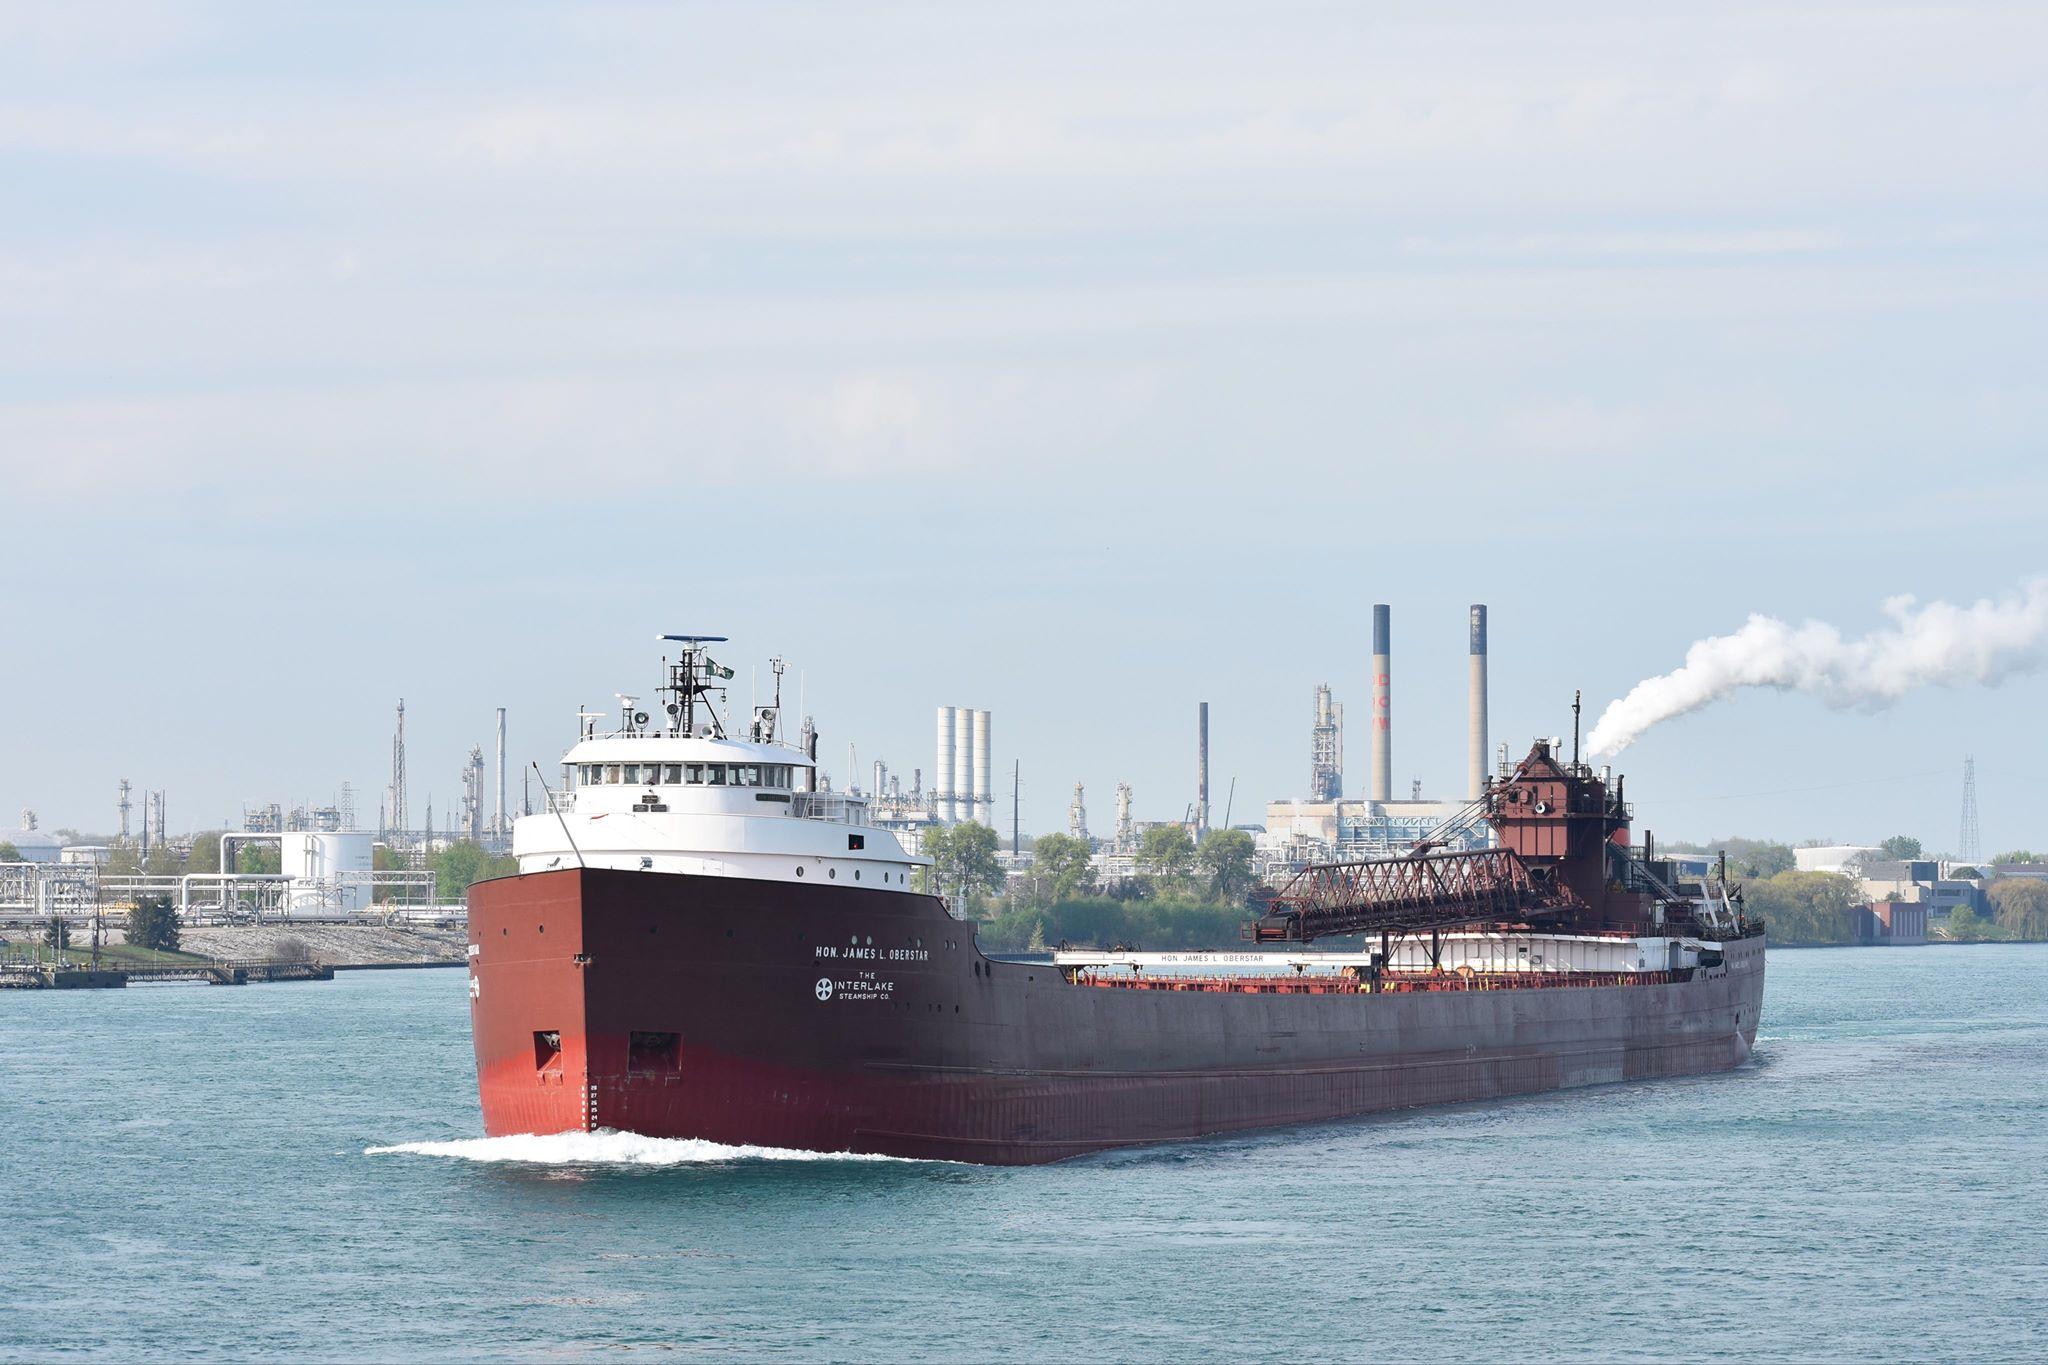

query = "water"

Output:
[[5, 947, 2045, 1362]]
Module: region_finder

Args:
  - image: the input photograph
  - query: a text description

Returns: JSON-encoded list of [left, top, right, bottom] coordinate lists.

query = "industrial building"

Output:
[[1255, 604, 1495, 877]]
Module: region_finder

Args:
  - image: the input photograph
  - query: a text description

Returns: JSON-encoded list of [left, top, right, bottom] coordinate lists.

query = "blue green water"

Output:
[[5, 946, 2045, 1362]]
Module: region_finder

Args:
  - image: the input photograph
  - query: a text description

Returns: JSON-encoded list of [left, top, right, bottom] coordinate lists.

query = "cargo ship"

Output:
[[468, 637, 1764, 1164]]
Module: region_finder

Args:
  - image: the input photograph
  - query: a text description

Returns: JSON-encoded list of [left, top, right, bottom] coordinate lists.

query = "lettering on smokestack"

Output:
[[1370, 604, 1391, 804]]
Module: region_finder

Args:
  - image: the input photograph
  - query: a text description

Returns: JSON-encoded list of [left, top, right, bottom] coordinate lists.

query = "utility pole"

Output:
[[1012, 760, 1021, 856]]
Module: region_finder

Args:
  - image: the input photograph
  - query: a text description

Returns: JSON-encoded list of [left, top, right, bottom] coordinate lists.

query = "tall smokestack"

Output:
[[494, 707, 507, 836], [954, 708, 974, 825], [1467, 607, 1489, 801], [971, 710, 992, 825], [1197, 701, 1210, 835], [1371, 604, 1392, 803], [935, 706, 957, 821]]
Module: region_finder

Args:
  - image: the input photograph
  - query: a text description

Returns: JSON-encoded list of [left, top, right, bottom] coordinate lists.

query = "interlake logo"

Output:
[[814, 977, 834, 1001]]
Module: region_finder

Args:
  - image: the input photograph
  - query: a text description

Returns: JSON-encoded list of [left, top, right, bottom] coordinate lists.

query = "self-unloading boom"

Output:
[[1250, 845, 1582, 943]]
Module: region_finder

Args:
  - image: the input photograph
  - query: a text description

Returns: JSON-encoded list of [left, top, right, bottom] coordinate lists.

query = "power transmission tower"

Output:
[[1959, 755, 1981, 863]]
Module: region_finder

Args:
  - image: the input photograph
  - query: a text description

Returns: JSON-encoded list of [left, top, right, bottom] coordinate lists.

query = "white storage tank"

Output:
[[279, 831, 376, 915]]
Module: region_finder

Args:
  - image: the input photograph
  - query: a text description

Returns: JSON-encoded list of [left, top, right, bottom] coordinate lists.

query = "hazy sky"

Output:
[[3, 1, 2044, 853]]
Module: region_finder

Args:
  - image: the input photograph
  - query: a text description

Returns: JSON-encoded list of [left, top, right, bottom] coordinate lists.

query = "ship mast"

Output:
[[658, 634, 731, 739]]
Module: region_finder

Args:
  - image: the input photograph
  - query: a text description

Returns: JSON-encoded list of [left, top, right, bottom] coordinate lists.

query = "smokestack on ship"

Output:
[[1468, 605, 1488, 801], [1370, 604, 1392, 803]]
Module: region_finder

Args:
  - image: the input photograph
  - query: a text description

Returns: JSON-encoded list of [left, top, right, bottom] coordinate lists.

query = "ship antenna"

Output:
[[530, 762, 585, 870]]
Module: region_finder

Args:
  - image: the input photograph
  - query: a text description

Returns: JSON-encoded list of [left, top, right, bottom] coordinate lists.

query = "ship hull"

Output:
[[469, 869, 1765, 1164]]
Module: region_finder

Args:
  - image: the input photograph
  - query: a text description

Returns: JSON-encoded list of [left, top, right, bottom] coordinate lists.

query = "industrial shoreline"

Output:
[[2, 923, 468, 977]]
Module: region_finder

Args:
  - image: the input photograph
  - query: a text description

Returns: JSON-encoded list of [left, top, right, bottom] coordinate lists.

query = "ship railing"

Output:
[[547, 790, 577, 814]]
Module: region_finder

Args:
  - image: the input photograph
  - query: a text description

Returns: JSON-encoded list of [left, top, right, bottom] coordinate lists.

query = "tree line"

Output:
[[921, 821, 1261, 952]]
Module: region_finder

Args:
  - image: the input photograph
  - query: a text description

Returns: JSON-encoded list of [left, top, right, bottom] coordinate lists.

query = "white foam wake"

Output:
[[364, 1128, 926, 1165]]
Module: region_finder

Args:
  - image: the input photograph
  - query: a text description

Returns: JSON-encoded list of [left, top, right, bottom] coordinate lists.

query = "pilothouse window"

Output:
[[706, 764, 727, 786]]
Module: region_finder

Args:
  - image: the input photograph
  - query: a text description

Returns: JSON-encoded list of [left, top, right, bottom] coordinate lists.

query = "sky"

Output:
[[1, 1, 2044, 854]]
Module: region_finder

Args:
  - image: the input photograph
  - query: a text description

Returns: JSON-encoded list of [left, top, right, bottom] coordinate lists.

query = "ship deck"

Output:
[[1074, 968, 1682, 995]]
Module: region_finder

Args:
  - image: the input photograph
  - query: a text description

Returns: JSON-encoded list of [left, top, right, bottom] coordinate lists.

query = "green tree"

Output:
[[1139, 824, 1195, 879], [913, 824, 950, 895], [433, 842, 518, 899], [1878, 835, 1923, 860], [1669, 837, 1796, 878], [1991, 850, 2038, 866], [43, 915, 71, 950], [1031, 833, 1094, 904], [1942, 906, 2006, 942], [0, 841, 21, 861], [1987, 879, 2048, 939], [240, 843, 281, 874], [1743, 870, 1862, 944], [186, 832, 225, 874], [1197, 828, 1257, 903], [126, 894, 180, 953], [927, 822, 1002, 913]]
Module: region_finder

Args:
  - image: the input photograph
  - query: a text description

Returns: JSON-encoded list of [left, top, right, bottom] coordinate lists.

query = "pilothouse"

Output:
[[515, 635, 924, 890]]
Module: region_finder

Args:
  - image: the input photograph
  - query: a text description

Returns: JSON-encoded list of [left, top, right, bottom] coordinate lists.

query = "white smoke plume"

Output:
[[1586, 578, 2048, 758]]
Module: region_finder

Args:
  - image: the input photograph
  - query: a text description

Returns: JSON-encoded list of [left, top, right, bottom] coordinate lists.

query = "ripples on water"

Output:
[[5, 946, 2045, 1362]]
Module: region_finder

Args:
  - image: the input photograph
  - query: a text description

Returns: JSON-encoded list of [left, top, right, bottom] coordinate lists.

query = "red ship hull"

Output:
[[469, 868, 1765, 1164]]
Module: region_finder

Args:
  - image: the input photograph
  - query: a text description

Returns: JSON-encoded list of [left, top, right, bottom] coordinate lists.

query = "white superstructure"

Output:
[[513, 637, 926, 892]]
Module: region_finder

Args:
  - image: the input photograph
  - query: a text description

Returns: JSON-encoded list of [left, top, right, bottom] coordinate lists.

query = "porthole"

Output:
[[865, 936, 872, 946], [854, 870, 861, 881], [501, 928, 507, 937], [828, 868, 836, 879], [538, 925, 545, 934], [795, 866, 804, 878]]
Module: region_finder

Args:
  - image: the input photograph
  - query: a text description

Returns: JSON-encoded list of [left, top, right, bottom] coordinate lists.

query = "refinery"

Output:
[[1, 601, 2030, 957], [2, 602, 1496, 930]]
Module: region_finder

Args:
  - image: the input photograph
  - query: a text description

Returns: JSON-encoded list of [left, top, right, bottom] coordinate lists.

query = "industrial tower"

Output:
[[1959, 756, 1981, 864], [388, 700, 408, 845]]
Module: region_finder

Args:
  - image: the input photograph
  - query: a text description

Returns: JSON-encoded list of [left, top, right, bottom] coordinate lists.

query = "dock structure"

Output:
[[0, 959, 334, 990]]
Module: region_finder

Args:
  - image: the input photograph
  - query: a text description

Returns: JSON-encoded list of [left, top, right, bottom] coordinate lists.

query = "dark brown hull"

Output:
[[468, 868, 1765, 1164]]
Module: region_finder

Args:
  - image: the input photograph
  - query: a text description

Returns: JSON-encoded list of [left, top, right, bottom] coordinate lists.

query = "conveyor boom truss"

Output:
[[1252, 846, 1582, 944]]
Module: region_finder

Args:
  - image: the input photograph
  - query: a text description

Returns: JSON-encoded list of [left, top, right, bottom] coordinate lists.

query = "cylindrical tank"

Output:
[[955, 709, 975, 826], [280, 831, 376, 916], [971, 709, 992, 825], [935, 706, 957, 821], [1371, 604, 1392, 803], [1468, 605, 1489, 801]]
